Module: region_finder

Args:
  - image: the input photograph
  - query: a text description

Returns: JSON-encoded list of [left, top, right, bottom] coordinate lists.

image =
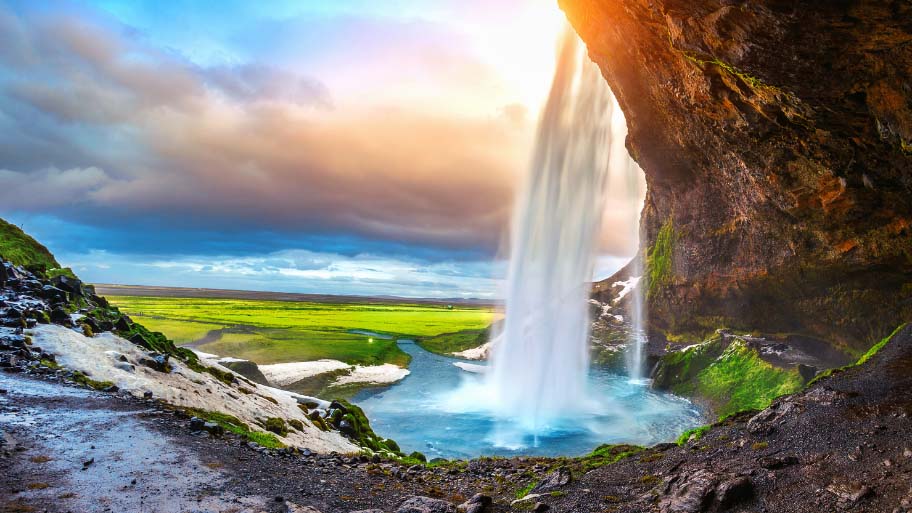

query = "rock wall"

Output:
[[565, 0, 912, 351]]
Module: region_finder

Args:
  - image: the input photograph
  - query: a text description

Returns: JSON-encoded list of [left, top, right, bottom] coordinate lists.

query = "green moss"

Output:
[[676, 425, 711, 446], [39, 359, 60, 369], [261, 417, 288, 436], [184, 408, 284, 449], [333, 399, 402, 456], [751, 441, 769, 450], [694, 340, 805, 418], [647, 219, 675, 298], [578, 444, 644, 472], [810, 323, 908, 385], [71, 371, 114, 391], [515, 481, 537, 499], [35, 311, 50, 324], [0, 217, 60, 273], [288, 419, 304, 431], [81, 323, 94, 338]]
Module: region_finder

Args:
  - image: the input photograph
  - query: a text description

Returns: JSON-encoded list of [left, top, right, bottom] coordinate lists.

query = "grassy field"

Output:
[[108, 296, 499, 367]]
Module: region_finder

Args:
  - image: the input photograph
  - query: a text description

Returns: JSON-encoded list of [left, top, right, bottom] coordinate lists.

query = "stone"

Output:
[[49, 307, 72, 326], [532, 467, 572, 493], [532, 504, 550, 513], [350, 510, 384, 513], [189, 417, 206, 432], [143, 391, 154, 399], [114, 315, 132, 331], [826, 482, 873, 506], [658, 469, 718, 513], [458, 494, 493, 513], [716, 476, 754, 509], [203, 421, 224, 436], [51, 275, 84, 296], [40, 285, 67, 303], [396, 496, 457, 513]]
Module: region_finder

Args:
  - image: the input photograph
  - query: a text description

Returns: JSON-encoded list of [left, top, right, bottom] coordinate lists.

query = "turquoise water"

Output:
[[354, 340, 704, 459]]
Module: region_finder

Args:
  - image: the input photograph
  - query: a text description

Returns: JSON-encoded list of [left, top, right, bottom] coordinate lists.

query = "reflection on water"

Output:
[[354, 341, 704, 459]]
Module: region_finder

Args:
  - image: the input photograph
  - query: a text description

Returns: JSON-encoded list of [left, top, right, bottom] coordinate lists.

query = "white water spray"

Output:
[[488, 26, 644, 430]]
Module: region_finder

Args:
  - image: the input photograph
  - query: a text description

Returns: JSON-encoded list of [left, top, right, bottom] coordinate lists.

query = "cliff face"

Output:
[[565, 0, 912, 351]]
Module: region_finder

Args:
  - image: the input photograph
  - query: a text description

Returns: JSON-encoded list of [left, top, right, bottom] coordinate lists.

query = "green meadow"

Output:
[[107, 296, 499, 367]]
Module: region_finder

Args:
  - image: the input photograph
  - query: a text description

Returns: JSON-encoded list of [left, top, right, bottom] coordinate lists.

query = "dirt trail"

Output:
[[0, 372, 274, 513]]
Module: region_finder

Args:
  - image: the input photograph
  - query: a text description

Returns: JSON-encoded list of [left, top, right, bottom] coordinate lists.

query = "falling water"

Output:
[[488, 26, 643, 430]]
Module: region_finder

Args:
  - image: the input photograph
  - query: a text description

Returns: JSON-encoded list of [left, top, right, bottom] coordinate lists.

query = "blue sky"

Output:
[[0, 0, 638, 297]]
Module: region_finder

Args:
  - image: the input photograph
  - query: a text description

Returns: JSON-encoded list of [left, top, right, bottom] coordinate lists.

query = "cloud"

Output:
[[0, 3, 528, 256]]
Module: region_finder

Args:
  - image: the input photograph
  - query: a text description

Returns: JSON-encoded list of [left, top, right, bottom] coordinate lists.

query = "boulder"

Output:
[[189, 417, 206, 432], [284, 502, 323, 513], [396, 496, 457, 513], [51, 275, 84, 296]]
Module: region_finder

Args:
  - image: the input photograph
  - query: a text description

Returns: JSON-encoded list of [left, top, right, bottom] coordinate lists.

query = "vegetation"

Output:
[[810, 323, 908, 385], [184, 408, 284, 449], [675, 424, 711, 445], [646, 219, 675, 297], [0, 217, 61, 273], [108, 295, 498, 366], [655, 337, 805, 419], [695, 340, 804, 417], [578, 443, 644, 472], [71, 371, 115, 391], [416, 325, 494, 355]]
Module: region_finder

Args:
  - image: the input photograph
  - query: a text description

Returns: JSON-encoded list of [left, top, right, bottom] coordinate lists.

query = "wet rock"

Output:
[[40, 285, 67, 303], [458, 494, 492, 513], [143, 390, 154, 399], [139, 353, 171, 373], [532, 504, 550, 513], [49, 307, 72, 327], [51, 275, 84, 297], [826, 481, 873, 506], [532, 467, 571, 493], [396, 496, 457, 513], [658, 469, 718, 513]]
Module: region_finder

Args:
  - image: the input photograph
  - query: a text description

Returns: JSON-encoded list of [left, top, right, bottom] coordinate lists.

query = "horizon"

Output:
[[0, 0, 643, 298]]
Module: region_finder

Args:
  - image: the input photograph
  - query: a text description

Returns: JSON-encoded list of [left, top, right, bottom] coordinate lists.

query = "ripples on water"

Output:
[[354, 341, 704, 459]]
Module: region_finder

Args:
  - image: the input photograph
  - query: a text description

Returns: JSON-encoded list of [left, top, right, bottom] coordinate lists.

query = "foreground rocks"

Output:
[[5, 324, 912, 512]]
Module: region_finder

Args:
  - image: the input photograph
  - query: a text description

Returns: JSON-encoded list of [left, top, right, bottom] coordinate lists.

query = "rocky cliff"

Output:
[[565, 0, 912, 352]]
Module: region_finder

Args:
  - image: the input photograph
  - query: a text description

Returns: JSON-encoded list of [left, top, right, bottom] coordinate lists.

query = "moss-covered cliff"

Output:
[[565, 0, 912, 352]]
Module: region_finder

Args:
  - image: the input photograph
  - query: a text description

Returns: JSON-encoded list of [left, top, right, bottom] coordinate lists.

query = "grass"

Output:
[[810, 323, 908, 385], [108, 295, 498, 367], [416, 326, 492, 355], [0, 217, 60, 273]]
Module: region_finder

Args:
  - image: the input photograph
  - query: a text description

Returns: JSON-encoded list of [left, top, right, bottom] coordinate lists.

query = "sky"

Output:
[[0, 0, 642, 298]]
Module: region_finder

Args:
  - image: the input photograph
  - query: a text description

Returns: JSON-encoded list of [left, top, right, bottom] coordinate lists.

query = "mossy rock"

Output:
[[262, 417, 288, 437]]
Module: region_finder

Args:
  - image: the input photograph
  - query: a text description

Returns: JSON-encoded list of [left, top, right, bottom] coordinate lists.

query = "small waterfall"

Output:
[[488, 25, 642, 430]]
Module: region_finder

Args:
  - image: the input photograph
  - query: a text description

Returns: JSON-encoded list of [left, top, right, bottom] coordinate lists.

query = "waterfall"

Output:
[[487, 25, 643, 430]]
